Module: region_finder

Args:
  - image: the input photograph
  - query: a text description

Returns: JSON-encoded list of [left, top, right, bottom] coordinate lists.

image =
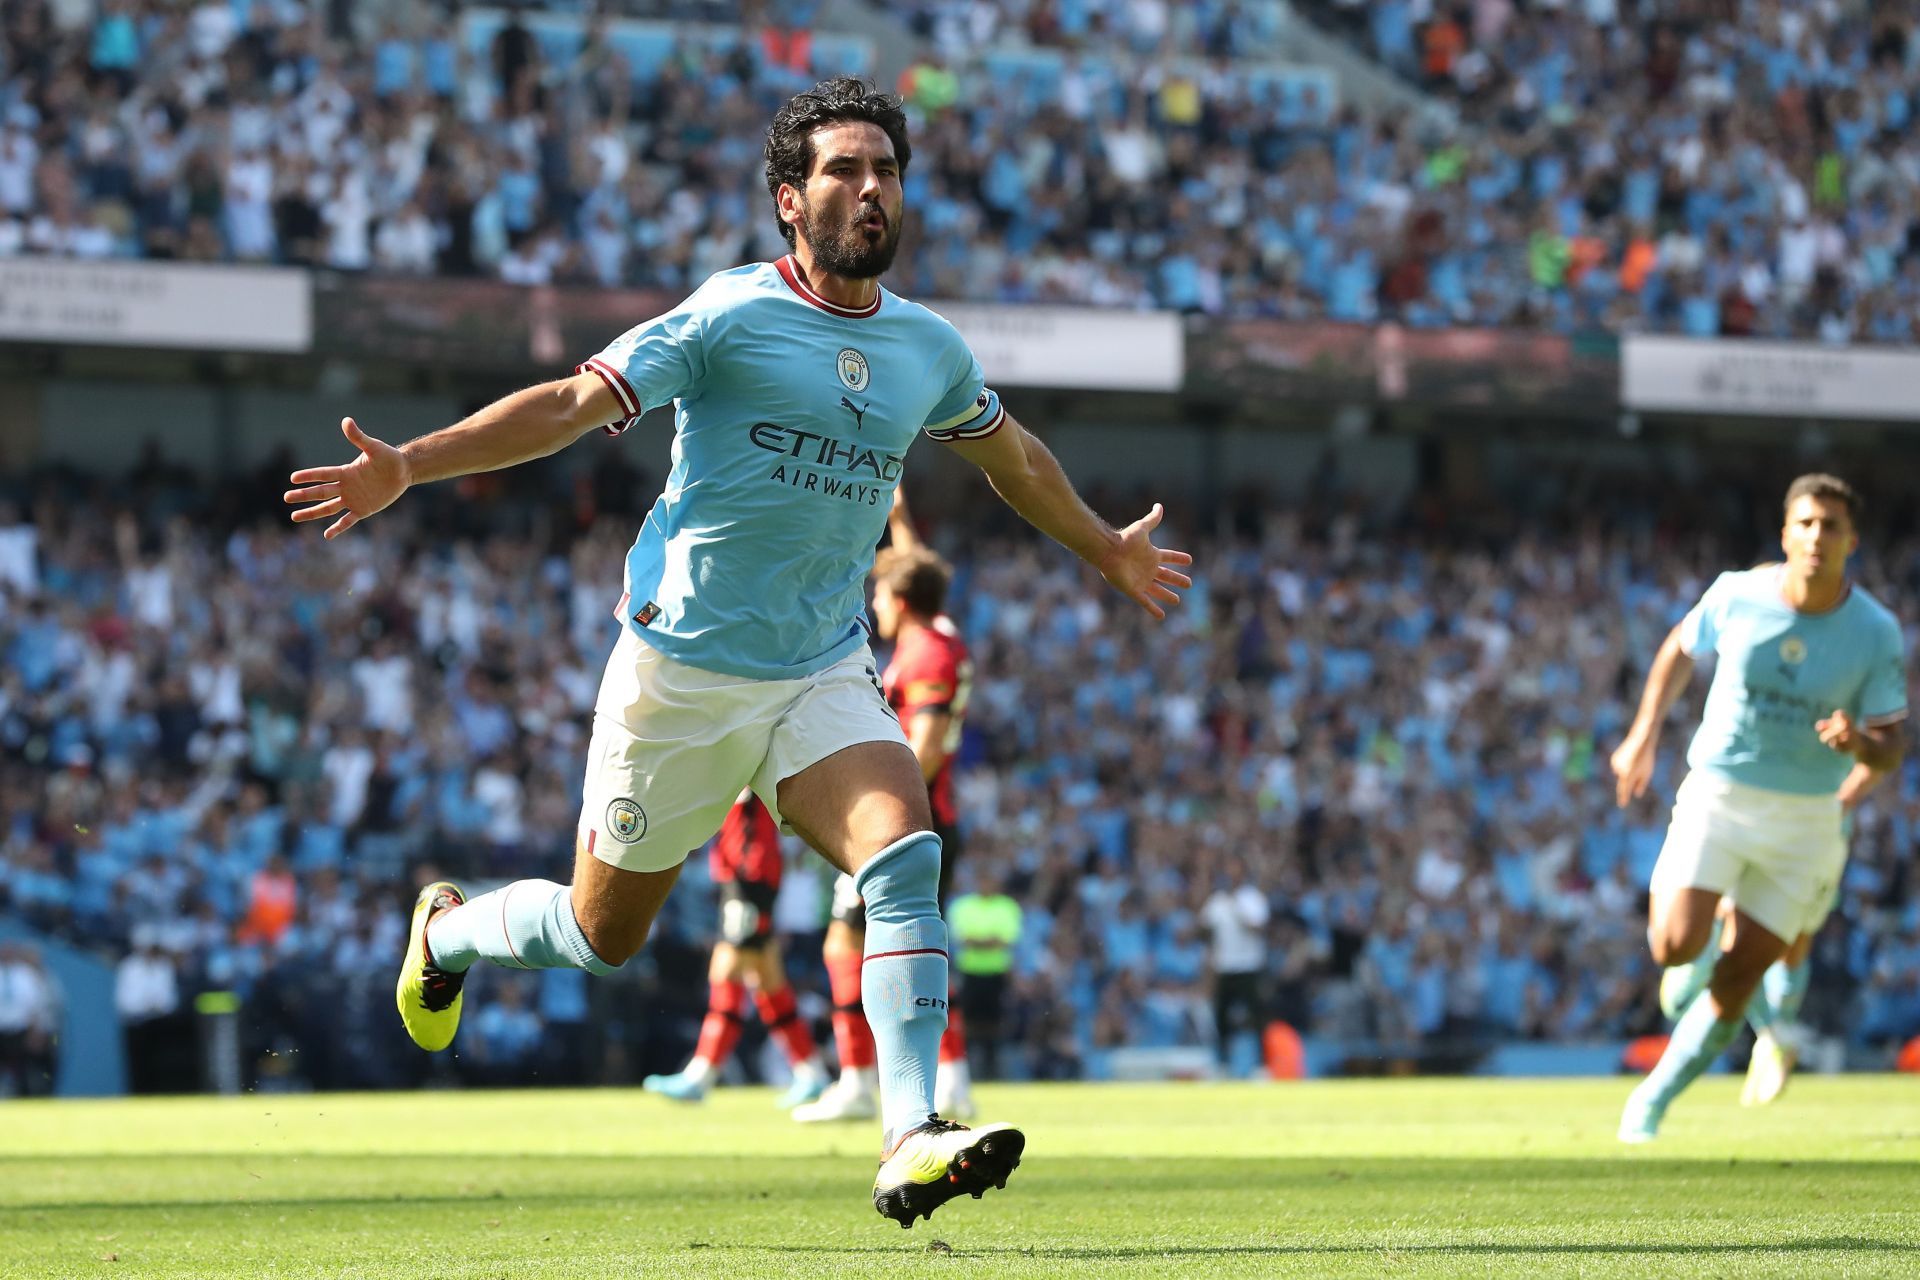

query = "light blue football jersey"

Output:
[[1678, 566, 1908, 795], [578, 256, 1004, 681]]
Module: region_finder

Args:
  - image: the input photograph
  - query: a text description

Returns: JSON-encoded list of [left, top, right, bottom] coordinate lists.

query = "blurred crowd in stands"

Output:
[[2, 448, 1917, 1092], [2, 1, 1919, 341]]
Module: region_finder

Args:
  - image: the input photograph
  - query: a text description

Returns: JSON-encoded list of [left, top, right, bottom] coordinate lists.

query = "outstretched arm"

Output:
[[1609, 624, 1695, 807], [285, 371, 623, 539], [939, 411, 1192, 619]]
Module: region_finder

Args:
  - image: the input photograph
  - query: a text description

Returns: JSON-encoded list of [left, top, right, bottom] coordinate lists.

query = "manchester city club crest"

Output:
[[606, 797, 647, 843], [1777, 635, 1807, 681], [837, 347, 870, 392]]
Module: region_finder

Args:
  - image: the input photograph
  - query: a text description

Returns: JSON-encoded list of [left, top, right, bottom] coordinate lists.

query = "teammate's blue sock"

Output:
[[1643, 991, 1740, 1112], [855, 831, 948, 1146], [1747, 958, 1812, 1034], [425, 879, 620, 975]]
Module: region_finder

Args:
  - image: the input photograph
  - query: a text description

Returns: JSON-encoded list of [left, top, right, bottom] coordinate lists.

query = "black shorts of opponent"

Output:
[[717, 876, 780, 949]]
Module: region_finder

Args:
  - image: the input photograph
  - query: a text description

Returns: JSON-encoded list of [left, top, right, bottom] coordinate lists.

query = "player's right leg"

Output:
[[1622, 905, 1787, 1142], [401, 836, 681, 1052], [1659, 902, 1728, 1020], [402, 629, 758, 1053]]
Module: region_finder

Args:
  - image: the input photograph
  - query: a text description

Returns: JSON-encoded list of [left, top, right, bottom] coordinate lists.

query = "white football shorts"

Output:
[[577, 626, 906, 873], [1649, 771, 1846, 942]]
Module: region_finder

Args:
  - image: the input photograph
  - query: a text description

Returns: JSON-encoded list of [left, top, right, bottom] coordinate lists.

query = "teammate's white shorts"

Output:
[[578, 626, 905, 873], [1650, 772, 1846, 942]]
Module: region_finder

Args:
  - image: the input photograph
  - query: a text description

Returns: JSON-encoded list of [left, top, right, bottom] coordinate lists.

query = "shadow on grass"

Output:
[[5, 1155, 1916, 1221], [715, 1237, 1914, 1260]]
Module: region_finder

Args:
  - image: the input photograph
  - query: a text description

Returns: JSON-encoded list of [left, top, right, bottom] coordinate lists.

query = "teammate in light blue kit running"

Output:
[[285, 78, 1193, 1225], [1609, 474, 1907, 1142]]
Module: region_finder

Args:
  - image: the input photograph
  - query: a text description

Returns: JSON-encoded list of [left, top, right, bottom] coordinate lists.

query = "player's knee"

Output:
[[852, 829, 942, 924], [570, 900, 643, 971], [1647, 929, 1685, 968], [1649, 917, 1708, 967]]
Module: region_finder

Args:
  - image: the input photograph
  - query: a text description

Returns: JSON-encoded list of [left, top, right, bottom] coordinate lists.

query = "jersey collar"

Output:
[[776, 255, 882, 319], [1773, 564, 1852, 615]]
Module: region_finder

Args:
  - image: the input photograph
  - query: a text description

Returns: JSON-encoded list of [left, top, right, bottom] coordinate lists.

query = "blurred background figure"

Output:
[[948, 867, 1022, 1081], [115, 928, 185, 1095], [1203, 857, 1271, 1071], [0, 942, 62, 1097]]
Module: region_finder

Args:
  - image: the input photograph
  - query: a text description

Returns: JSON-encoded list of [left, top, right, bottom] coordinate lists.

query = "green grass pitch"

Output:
[[4, 1078, 1917, 1278]]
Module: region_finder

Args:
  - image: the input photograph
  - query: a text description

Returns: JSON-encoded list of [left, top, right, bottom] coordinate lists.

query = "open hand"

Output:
[[1097, 503, 1193, 621], [284, 418, 411, 539], [1608, 733, 1656, 808]]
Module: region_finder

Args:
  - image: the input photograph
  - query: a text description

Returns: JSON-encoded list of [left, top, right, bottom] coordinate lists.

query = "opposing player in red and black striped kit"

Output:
[[797, 494, 976, 1122], [643, 791, 830, 1105]]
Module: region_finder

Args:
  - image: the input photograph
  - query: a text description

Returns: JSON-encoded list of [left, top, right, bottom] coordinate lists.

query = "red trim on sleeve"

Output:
[[577, 357, 640, 423]]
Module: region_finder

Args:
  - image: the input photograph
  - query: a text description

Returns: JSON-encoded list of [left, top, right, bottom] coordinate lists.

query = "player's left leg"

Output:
[[1736, 806, 1843, 1108], [1743, 928, 1816, 1106], [775, 739, 1023, 1228], [645, 941, 747, 1102], [1621, 907, 1788, 1143]]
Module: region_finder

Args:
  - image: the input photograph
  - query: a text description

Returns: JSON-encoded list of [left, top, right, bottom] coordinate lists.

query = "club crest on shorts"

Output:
[[837, 347, 870, 393], [606, 798, 647, 843]]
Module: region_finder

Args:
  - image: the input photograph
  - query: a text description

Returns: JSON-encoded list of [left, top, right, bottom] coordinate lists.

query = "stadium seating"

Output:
[[2, 459, 1916, 1088], [0, 1, 1914, 339]]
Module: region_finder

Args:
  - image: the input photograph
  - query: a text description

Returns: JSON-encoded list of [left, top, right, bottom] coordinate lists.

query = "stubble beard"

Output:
[[798, 197, 902, 279]]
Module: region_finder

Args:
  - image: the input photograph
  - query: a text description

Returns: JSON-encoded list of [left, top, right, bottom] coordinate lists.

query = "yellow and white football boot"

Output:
[[872, 1117, 1025, 1228], [1741, 1028, 1798, 1107], [394, 881, 466, 1051]]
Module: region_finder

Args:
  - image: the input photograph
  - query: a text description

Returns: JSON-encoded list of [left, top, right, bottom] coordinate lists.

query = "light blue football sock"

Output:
[[855, 830, 947, 1146], [1643, 991, 1740, 1113], [1658, 913, 1723, 1020], [1747, 957, 1812, 1034], [425, 879, 620, 976]]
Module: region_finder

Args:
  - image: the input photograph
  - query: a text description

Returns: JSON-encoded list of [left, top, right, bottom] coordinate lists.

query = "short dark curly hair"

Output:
[[764, 77, 912, 249]]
